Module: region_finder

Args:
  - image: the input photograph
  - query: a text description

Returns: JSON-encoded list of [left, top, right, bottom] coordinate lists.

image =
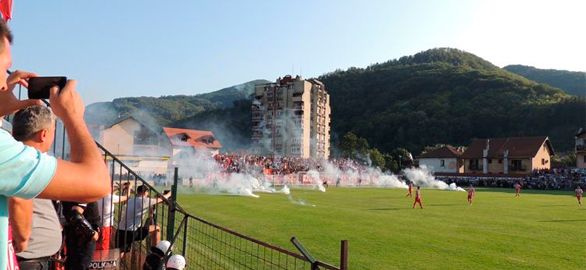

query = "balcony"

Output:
[[577, 144, 586, 153]]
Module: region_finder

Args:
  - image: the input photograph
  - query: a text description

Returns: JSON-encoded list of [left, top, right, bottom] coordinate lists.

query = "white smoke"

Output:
[[402, 165, 465, 191], [306, 170, 327, 192], [287, 195, 316, 207], [174, 151, 263, 197], [311, 160, 407, 188]]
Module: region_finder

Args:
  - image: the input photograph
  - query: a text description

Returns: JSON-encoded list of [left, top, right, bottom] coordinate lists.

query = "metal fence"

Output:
[[7, 86, 348, 270], [170, 212, 348, 270], [99, 143, 348, 269], [7, 88, 348, 269]]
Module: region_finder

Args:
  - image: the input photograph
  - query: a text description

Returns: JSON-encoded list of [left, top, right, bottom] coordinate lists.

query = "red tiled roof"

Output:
[[461, 136, 553, 159], [418, 146, 462, 159], [163, 127, 222, 149]]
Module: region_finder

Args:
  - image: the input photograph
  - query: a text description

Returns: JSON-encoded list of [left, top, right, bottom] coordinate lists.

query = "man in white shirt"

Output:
[[115, 185, 171, 255]]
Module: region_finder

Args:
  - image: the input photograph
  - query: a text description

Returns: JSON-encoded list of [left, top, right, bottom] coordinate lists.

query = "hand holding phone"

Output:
[[27, 76, 67, 99]]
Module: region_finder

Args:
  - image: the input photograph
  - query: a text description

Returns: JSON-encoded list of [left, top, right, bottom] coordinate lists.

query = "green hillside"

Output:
[[85, 80, 268, 127], [319, 48, 585, 153], [86, 48, 586, 153], [504, 64, 586, 97]]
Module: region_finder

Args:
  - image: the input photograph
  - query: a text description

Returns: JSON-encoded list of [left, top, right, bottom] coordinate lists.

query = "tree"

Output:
[[356, 137, 370, 157], [339, 132, 359, 159], [389, 148, 414, 170], [369, 148, 385, 169], [383, 154, 399, 173]]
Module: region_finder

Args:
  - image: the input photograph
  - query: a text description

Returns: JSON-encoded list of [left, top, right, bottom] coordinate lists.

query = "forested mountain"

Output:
[[85, 80, 268, 127], [320, 48, 585, 153], [86, 48, 586, 153], [503, 65, 586, 97]]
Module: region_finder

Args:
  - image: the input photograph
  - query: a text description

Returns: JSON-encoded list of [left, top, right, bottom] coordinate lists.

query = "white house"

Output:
[[417, 146, 463, 173], [99, 116, 171, 176]]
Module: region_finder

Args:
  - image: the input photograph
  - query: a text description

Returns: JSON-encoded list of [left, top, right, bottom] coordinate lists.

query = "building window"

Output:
[[440, 160, 445, 167], [488, 159, 492, 164], [541, 158, 545, 165], [583, 155, 586, 163], [468, 159, 481, 170], [498, 159, 502, 164], [511, 160, 523, 171], [134, 128, 158, 145]]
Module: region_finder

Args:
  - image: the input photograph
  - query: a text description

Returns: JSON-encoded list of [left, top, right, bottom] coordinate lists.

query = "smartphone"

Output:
[[27, 76, 67, 99]]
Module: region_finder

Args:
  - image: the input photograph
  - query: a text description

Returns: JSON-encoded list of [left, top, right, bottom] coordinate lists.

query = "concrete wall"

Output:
[[531, 143, 552, 170], [102, 119, 137, 156], [419, 158, 461, 173]]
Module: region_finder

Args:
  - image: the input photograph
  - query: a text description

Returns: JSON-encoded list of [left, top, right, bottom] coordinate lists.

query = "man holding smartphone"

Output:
[[9, 106, 63, 270], [0, 20, 111, 269]]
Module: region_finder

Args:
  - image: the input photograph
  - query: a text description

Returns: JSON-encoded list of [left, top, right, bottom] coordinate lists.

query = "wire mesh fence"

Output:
[[98, 143, 347, 270], [6, 91, 348, 269]]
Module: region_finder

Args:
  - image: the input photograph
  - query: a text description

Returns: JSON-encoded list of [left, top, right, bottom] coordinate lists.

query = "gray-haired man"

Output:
[[9, 105, 62, 269]]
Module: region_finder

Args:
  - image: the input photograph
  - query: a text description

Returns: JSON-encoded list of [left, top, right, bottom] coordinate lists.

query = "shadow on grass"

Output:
[[368, 208, 402, 211], [427, 203, 461, 207], [538, 219, 586, 223], [538, 204, 569, 207]]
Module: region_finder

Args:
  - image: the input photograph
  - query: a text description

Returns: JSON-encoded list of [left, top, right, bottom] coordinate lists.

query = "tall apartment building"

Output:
[[252, 75, 331, 159]]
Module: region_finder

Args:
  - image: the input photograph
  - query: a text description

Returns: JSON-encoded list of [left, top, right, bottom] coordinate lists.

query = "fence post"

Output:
[[166, 167, 179, 240], [340, 240, 348, 270], [182, 217, 188, 256]]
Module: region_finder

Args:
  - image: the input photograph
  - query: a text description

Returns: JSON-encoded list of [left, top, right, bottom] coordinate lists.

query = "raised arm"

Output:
[[37, 81, 110, 202]]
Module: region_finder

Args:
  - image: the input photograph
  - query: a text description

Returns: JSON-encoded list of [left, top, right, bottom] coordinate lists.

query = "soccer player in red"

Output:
[[406, 182, 413, 197], [412, 186, 423, 209], [575, 186, 583, 206], [514, 182, 522, 197], [467, 184, 475, 205]]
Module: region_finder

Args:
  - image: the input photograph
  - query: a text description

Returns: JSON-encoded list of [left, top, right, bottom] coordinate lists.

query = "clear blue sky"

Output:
[[7, 0, 585, 105]]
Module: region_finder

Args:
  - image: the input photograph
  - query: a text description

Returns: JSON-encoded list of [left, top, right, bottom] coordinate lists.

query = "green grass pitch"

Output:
[[177, 187, 585, 269]]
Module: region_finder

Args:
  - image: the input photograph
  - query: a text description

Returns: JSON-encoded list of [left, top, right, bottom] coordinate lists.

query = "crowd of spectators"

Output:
[[438, 168, 586, 191], [212, 153, 585, 191], [212, 153, 371, 176]]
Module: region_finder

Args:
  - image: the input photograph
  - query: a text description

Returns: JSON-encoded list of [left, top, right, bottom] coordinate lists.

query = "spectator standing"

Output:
[[8, 105, 62, 269], [0, 19, 110, 269], [96, 182, 129, 250], [115, 186, 171, 256], [62, 202, 100, 270]]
